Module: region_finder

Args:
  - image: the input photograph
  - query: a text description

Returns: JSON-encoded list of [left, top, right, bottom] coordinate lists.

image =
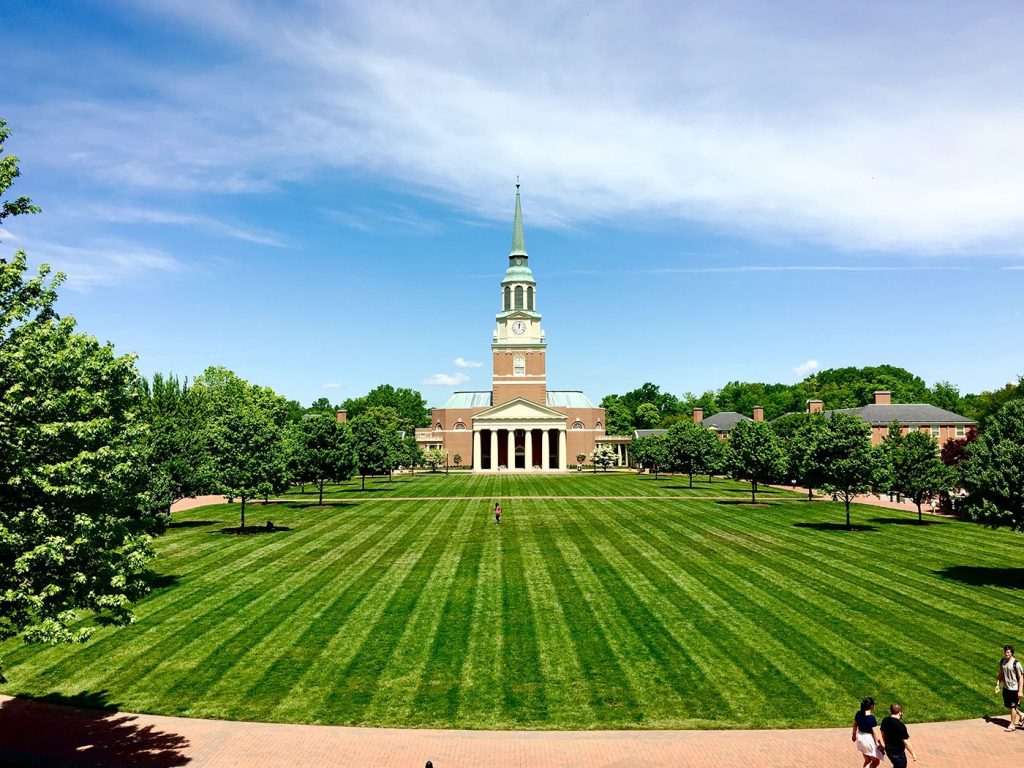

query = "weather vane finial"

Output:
[[516, 175, 520, 190]]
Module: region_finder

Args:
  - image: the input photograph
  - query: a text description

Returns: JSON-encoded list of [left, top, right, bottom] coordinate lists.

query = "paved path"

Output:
[[2, 694, 1022, 767]]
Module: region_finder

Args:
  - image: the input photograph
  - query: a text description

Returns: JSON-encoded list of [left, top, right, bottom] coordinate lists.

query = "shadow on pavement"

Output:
[[0, 691, 190, 767]]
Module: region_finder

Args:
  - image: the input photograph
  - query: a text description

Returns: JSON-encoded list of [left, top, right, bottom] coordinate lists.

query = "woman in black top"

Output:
[[851, 697, 885, 768]]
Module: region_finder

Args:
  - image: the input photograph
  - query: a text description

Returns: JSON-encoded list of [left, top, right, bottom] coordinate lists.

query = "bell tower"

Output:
[[492, 182, 547, 406]]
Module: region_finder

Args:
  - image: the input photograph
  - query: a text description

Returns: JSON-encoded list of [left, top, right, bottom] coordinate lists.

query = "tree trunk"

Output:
[[240, 497, 246, 530], [751, 480, 757, 504], [688, 463, 694, 488], [916, 500, 923, 523], [318, 480, 324, 505], [361, 473, 366, 490], [845, 498, 851, 530], [807, 487, 813, 501]]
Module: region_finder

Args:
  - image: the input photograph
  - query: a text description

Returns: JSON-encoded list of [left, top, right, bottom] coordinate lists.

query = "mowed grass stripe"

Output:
[[498, 501, 548, 724], [362, 501, 476, 725], [587, 499, 815, 723], [644, 502, 979, 719], [582, 499, 757, 723], [553, 504, 708, 722], [540, 508, 644, 724], [611, 502, 848, 725], [456, 513, 505, 725], [146, 510, 401, 717], [513, 501, 592, 728], [410, 505, 486, 725], [6, 507, 341, 693], [253, 501, 444, 722], [708, 501, 1003, 651], [314, 502, 463, 724]]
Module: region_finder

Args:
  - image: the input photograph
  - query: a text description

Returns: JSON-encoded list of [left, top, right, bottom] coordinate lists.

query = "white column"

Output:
[[473, 429, 482, 471], [619, 444, 625, 466], [507, 429, 515, 470], [624, 443, 629, 467], [490, 430, 498, 471], [525, 429, 533, 469], [558, 429, 567, 470], [541, 429, 550, 470]]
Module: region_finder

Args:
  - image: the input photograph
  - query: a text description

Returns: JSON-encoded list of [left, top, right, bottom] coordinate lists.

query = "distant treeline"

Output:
[[599, 365, 1024, 435]]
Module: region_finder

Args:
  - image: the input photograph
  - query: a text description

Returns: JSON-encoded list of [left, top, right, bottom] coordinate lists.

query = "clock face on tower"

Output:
[[511, 320, 527, 335]]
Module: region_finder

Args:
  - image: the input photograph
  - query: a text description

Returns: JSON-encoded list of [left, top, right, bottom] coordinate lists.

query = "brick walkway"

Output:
[[2, 694, 1023, 767]]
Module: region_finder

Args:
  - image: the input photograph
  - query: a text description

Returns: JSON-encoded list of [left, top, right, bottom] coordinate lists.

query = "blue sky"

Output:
[[2, 1, 1022, 407]]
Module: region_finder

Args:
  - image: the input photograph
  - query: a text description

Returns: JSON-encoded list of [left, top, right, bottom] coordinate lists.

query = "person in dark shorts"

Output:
[[852, 697, 884, 768], [494, 502, 501, 524], [879, 703, 917, 766], [996, 644, 1024, 731]]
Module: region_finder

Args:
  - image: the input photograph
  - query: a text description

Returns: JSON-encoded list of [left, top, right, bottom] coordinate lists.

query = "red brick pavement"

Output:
[[2, 694, 1023, 768]]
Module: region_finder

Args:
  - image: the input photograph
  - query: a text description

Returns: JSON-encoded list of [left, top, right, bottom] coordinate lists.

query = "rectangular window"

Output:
[[931, 426, 940, 438], [956, 426, 966, 438]]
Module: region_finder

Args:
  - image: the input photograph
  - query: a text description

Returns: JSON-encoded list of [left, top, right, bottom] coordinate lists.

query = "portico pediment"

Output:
[[473, 397, 566, 424]]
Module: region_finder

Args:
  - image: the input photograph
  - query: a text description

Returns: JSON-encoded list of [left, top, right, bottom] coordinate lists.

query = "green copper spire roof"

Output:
[[509, 180, 527, 258]]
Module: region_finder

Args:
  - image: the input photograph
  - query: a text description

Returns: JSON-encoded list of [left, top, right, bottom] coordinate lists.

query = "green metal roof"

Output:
[[440, 391, 493, 408], [509, 183, 527, 258], [546, 391, 597, 408]]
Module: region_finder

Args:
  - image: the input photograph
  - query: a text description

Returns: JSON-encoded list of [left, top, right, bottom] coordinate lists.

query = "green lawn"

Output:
[[1, 473, 1014, 729]]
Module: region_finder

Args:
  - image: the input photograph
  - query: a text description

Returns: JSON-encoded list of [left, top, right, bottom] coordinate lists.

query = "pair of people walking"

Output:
[[493, 502, 501, 524], [852, 697, 916, 767]]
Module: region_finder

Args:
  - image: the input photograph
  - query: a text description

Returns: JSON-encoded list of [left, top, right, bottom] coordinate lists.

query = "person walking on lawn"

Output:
[[494, 502, 501, 525], [996, 644, 1024, 731]]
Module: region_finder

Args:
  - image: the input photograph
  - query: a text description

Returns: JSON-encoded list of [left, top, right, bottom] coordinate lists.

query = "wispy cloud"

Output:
[[1004, 265, 1024, 270], [793, 359, 820, 377], [75, 204, 289, 247], [15, 2, 1024, 254], [322, 383, 342, 390], [423, 372, 469, 386], [321, 204, 440, 235], [454, 357, 482, 368], [26, 238, 184, 290]]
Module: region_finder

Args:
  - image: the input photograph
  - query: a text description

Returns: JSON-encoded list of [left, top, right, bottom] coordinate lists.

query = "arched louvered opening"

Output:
[[503, 285, 511, 311], [514, 285, 524, 309], [527, 286, 534, 310]]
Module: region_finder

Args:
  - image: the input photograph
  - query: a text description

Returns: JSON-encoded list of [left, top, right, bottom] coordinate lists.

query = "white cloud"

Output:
[[25, 238, 184, 290], [423, 372, 469, 386], [322, 383, 342, 390], [793, 359, 821, 377], [454, 357, 482, 368], [18, 2, 1024, 254], [75, 204, 289, 247]]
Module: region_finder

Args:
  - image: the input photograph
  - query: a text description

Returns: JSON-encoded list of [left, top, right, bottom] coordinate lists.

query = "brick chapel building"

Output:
[[415, 185, 606, 470]]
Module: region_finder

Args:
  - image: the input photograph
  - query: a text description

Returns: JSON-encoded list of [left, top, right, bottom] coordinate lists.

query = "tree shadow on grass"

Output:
[[869, 516, 948, 527], [167, 520, 220, 529], [792, 521, 879, 532], [218, 525, 293, 535], [714, 500, 774, 507], [0, 690, 190, 767], [141, 572, 180, 590], [936, 565, 1024, 589]]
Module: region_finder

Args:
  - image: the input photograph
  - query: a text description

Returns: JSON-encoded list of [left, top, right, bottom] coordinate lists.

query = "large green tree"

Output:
[[960, 400, 1024, 531], [196, 367, 291, 528], [288, 413, 357, 504], [138, 373, 214, 511], [803, 413, 875, 529], [664, 421, 721, 488], [879, 427, 954, 522], [341, 384, 429, 432], [629, 434, 667, 478], [1, 121, 163, 676], [725, 420, 787, 503], [350, 406, 405, 489]]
